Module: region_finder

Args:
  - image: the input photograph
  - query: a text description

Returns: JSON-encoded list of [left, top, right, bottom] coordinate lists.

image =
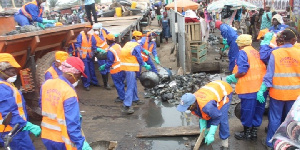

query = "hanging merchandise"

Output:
[[271, 97, 300, 149]]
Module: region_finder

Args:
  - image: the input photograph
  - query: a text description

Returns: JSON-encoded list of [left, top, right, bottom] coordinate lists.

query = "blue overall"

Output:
[[123, 40, 145, 107], [140, 37, 158, 73], [40, 76, 85, 149], [193, 93, 233, 140], [44, 62, 62, 81], [105, 43, 125, 100], [220, 24, 239, 72], [269, 24, 289, 33], [0, 78, 34, 150], [236, 50, 266, 127], [75, 33, 99, 88], [263, 44, 296, 147], [14, 2, 43, 26]]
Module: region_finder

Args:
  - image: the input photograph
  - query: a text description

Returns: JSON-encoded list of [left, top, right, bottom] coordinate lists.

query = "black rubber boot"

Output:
[[102, 74, 111, 90], [234, 126, 251, 140], [251, 127, 258, 141]]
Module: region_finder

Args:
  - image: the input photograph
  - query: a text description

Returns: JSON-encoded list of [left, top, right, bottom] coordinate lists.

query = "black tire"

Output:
[[156, 35, 161, 47], [35, 51, 56, 88], [235, 102, 241, 120]]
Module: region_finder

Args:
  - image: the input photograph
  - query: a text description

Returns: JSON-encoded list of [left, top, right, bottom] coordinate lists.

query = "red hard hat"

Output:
[[65, 57, 87, 78], [215, 20, 223, 29]]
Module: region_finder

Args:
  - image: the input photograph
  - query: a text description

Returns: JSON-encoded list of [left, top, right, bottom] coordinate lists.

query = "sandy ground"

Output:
[[31, 21, 271, 150]]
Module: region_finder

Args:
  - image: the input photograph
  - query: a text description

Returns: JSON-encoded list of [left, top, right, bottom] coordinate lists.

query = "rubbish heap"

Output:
[[145, 72, 212, 104], [207, 34, 220, 46], [5, 25, 43, 35]]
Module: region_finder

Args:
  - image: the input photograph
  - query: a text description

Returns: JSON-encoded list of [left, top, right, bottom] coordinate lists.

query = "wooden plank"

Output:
[[194, 24, 200, 41], [191, 24, 195, 41], [136, 126, 199, 138], [30, 36, 40, 54], [194, 129, 205, 150]]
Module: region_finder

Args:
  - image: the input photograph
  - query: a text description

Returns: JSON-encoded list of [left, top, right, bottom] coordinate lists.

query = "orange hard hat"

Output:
[[0, 53, 20, 68], [106, 33, 115, 41]]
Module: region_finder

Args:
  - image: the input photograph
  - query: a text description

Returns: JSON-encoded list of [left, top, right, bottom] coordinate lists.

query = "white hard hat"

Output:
[[92, 23, 103, 30]]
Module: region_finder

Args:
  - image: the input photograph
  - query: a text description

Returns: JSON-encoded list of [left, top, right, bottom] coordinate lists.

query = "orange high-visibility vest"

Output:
[[294, 43, 300, 49], [94, 30, 109, 50], [141, 38, 155, 61], [120, 42, 140, 72], [70, 43, 79, 57], [269, 46, 300, 100], [41, 78, 79, 150], [191, 81, 233, 120], [232, 46, 266, 94], [109, 44, 122, 74], [0, 81, 27, 132], [80, 31, 92, 59], [21, 0, 43, 21], [45, 66, 58, 80]]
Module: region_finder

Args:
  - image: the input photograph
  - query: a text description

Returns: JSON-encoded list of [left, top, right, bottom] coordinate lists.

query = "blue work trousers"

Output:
[[240, 93, 266, 127], [124, 71, 139, 107], [207, 94, 232, 140], [0, 130, 34, 150], [266, 98, 295, 147], [42, 139, 66, 150], [14, 14, 31, 26], [111, 71, 125, 100], [97, 60, 110, 75], [81, 57, 99, 88]]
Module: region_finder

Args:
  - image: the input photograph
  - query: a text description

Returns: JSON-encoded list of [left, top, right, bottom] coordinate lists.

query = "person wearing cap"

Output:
[[75, 25, 100, 91], [40, 57, 92, 150], [215, 20, 239, 72], [93, 23, 112, 90], [176, 80, 233, 150], [226, 34, 267, 141], [120, 31, 152, 114], [0, 53, 41, 149], [140, 31, 160, 74], [99, 34, 125, 102], [45, 51, 69, 81], [269, 14, 289, 33], [14, 0, 56, 29], [256, 27, 300, 149]]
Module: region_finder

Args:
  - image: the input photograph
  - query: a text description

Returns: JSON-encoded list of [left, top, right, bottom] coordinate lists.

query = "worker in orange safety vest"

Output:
[[257, 28, 300, 149], [119, 31, 151, 114], [177, 81, 233, 150], [99, 33, 125, 102], [45, 51, 69, 81], [40, 57, 92, 150], [226, 34, 267, 141], [75, 25, 100, 91], [0, 53, 41, 149], [14, 0, 56, 28]]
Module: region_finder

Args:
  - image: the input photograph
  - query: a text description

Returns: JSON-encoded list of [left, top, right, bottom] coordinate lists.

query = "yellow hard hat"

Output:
[[236, 34, 252, 47], [106, 33, 115, 41], [132, 31, 142, 37], [55, 51, 69, 62]]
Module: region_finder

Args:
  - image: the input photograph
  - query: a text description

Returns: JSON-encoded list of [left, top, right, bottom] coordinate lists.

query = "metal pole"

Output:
[[174, 0, 177, 12]]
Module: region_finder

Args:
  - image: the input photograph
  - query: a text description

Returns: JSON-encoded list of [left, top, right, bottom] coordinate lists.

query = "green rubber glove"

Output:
[[42, 19, 57, 24], [260, 32, 274, 45], [226, 74, 238, 84], [97, 48, 106, 53], [154, 56, 160, 64], [82, 141, 92, 150], [143, 63, 151, 70], [143, 49, 150, 55], [114, 33, 120, 37], [205, 125, 218, 145], [257, 82, 267, 103], [99, 64, 106, 71], [37, 22, 45, 30], [199, 119, 207, 133], [22, 121, 41, 137]]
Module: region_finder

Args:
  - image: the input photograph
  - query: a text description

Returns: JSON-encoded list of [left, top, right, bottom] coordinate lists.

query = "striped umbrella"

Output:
[[207, 0, 257, 12]]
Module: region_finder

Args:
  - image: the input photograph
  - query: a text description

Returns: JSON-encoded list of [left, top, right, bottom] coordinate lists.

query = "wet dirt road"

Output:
[[32, 28, 269, 150]]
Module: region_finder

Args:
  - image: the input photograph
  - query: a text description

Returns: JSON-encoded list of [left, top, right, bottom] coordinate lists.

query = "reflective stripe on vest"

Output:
[[80, 32, 92, 59], [120, 42, 140, 71], [110, 45, 122, 74], [95, 30, 109, 50], [193, 81, 233, 120], [142, 38, 154, 61], [41, 78, 79, 150], [0, 81, 26, 132], [269, 46, 300, 100], [21, 1, 43, 21], [232, 46, 266, 94]]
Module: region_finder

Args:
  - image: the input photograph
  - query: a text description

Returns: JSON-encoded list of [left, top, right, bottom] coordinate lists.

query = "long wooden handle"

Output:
[[193, 129, 206, 150]]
